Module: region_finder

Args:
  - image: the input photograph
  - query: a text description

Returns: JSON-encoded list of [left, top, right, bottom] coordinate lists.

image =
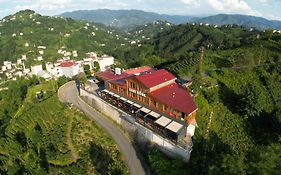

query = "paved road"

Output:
[[58, 81, 146, 175]]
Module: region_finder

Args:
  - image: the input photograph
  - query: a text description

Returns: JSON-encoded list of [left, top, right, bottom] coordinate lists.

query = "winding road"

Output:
[[58, 81, 146, 175]]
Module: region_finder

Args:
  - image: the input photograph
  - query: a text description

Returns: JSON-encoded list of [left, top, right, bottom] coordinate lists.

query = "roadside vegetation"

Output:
[[0, 78, 128, 174]]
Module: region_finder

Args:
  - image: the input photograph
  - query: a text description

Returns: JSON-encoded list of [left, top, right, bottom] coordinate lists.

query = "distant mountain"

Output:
[[192, 14, 281, 30], [60, 9, 194, 29]]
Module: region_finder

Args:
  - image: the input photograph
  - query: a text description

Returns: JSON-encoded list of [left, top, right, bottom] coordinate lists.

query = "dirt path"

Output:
[[66, 116, 78, 163], [201, 111, 213, 175]]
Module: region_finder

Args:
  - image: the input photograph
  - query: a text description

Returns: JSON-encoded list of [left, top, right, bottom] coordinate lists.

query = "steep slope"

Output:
[[115, 22, 281, 77], [193, 14, 281, 30], [0, 80, 128, 174], [153, 24, 260, 57], [0, 10, 127, 65], [60, 9, 194, 29], [126, 21, 174, 41]]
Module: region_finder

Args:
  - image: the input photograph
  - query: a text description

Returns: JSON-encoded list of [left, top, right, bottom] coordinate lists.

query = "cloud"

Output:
[[208, 0, 262, 16], [180, 0, 199, 5], [10, 0, 128, 16]]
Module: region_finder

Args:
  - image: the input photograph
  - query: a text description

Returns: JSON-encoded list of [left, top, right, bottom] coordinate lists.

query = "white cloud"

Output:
[[208, 0, 262, 16], [180, 0, 199, 5], [12, 0, 128, 15], [267, 14, 281, 21]]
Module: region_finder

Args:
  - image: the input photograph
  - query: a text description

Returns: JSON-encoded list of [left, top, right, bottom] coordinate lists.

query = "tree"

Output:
[[15, 131, 28, 150], [57, 76, 69, 87], [83, 64, 91, 77], [93, 61, 100, 72], [248, 144, 281, 175], [240, 83, 272, 117]]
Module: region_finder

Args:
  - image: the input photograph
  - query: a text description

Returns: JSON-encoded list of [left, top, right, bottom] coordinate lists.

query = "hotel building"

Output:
[[96, 66, 197, 143]]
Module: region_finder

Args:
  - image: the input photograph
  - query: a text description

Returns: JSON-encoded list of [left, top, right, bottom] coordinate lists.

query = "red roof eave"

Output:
[[149, 83, 197, 115]]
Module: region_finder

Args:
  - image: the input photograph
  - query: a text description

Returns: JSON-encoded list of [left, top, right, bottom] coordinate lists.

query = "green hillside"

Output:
[[0, 10, 127, 65], [0, 79, 128, 174], [114, 23, 281, 76], [118, 23, 281, 175], [126, 21, 173, 40]]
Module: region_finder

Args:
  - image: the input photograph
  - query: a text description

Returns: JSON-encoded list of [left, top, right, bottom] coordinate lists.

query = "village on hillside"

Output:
[[0, 49, 114, 81]]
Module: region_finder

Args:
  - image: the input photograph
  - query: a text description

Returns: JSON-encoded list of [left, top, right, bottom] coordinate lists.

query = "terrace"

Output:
[[99, 89, 188, 144]]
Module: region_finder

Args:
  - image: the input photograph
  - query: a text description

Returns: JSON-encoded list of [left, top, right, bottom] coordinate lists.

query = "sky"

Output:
[[0, 0, 281, 20]]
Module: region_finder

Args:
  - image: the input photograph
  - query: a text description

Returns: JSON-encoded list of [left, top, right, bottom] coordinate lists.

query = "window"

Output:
[[119, 87, 125, 94], [152, 101, 157, 107], [130, 82, 136, 89]]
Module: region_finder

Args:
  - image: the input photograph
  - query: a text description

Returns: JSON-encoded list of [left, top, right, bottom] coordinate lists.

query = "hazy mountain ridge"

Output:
[[60, 9, 281, 30], [193, 14, 281, 30], [60, 9, 195, 29]]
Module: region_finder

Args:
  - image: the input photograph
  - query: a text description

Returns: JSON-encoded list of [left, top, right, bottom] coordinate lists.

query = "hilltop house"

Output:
[[59, 61, 80, 78], [45, 60, 80, 78], [3, 61, 12, 70]]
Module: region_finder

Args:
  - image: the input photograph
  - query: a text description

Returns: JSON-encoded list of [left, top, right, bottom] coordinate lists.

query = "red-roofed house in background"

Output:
[[59, 61, 80, 78], [96, 67, 197, 125], [50, 61, 80, 78]]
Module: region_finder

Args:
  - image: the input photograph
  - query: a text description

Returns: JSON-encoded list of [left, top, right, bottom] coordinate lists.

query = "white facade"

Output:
[[37, 56, 43, 61], [2, 66, 7, 72], [37, 70, 52, 80], [17, 59, 22, 65], [94, 55, 114, 71], [86, 52, 97, 58], [6, 64, 12, 70], [15, 71, 23, 77], [23, 68, 31, 74], [22, 55, 27, 60], [53, 67, 63, 77], [50, 61, 80, 78], [31, 64, 43, 75], [60, 64, 80, 78], [4, 61, 12, 66], [45, 62, 54, 73]]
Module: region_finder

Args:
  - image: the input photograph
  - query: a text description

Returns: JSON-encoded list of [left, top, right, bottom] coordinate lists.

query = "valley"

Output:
[[0, 8, 280, 175]]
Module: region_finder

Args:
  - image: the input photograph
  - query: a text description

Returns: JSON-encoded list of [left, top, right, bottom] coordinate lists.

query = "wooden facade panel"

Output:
[[107, 76, 196, 124]]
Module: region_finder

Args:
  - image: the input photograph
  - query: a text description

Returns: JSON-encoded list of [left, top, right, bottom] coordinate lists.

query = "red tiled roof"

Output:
[[123, 66, 154, 75], [135, 69, 176, 89], [95, 70, 131, 81], [59, 61, 76, 67], [149, 83, 197, 115], [96, 67, 154, 82]]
